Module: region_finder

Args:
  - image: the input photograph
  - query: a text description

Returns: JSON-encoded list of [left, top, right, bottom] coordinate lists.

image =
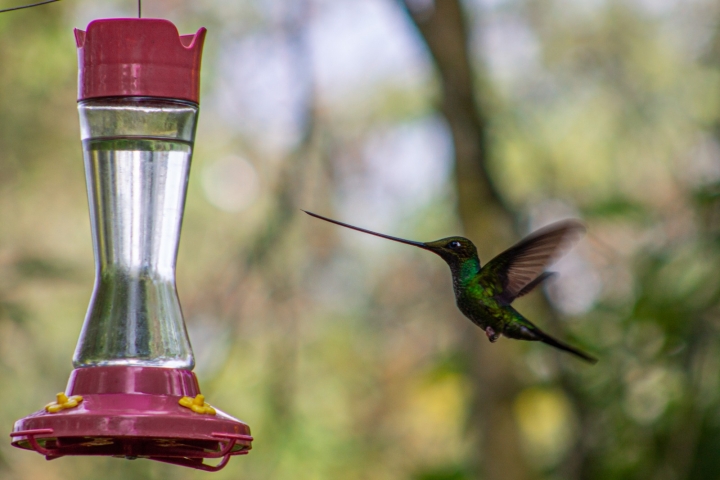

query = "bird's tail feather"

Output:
[[503, 315, 598, 364], [535, 329, 598, 364]]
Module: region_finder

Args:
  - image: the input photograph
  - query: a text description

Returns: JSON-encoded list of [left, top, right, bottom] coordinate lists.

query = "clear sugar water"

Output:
[[73, 98, 199, 369]]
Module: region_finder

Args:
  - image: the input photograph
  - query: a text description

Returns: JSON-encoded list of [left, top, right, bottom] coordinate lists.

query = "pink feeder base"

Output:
[[10, 366, 252, 472]]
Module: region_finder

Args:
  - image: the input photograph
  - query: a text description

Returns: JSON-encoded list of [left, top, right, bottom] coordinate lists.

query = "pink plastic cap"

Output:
[[75, 18, 206, 103]]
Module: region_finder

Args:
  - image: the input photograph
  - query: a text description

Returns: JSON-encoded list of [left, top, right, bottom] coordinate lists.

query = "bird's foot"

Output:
[[485, 327, 500, 343]]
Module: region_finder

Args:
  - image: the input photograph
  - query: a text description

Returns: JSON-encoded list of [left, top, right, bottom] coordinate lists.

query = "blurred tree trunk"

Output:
[[402, 2, 532, 480]]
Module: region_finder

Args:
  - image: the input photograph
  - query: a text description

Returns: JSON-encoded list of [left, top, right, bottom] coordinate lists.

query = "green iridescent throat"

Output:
[[458, 257, 480, 285]]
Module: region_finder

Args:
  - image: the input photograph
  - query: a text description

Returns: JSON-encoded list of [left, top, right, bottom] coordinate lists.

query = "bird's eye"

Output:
[[448, 241, 462, 249]]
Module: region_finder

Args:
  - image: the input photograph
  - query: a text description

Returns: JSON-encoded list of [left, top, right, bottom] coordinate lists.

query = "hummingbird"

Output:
[[303, 210, 597, 364]]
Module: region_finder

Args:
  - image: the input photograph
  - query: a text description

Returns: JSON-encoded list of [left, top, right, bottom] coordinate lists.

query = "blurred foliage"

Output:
[[1, 0, 720, 479]]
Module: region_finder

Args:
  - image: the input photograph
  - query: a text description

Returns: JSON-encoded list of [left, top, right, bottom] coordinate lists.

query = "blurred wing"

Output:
[[514, 271, 556, 299], [483, 220, 585, 304]]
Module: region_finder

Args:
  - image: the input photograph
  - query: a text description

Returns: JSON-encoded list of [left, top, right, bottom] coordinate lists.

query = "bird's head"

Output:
[[422, 237, 478, 267]]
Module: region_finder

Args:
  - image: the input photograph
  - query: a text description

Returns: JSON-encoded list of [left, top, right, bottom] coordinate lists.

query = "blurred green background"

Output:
[[1, 0, 719, 479]]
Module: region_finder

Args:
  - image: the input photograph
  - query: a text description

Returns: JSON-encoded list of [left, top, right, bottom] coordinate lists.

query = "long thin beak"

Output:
[[303, 210, 428, 249], [0, 0, 59, 13]]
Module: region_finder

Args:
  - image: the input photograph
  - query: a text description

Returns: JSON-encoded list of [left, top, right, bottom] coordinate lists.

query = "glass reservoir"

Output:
[[73, 97, 198, 369]]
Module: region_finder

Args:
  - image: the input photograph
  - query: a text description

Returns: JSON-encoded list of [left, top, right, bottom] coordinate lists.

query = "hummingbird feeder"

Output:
[[10, 18, 252, 471]]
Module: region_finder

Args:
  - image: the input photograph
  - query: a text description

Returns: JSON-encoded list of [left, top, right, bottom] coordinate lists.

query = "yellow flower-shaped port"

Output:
[[45, 392, 83, 413], [179, 394, 216, 415]]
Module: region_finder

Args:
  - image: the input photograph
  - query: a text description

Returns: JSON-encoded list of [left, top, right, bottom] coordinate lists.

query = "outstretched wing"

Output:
[[482, 220, 585, 304], [514, 271, 556, 298]]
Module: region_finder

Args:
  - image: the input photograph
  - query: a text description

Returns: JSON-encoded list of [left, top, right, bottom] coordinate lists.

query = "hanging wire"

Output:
[[0, 0, 59, 13], [138, 0, 141, 18]]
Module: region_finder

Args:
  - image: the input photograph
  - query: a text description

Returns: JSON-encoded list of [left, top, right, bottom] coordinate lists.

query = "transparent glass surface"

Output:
[[73, 98, 199, 369]]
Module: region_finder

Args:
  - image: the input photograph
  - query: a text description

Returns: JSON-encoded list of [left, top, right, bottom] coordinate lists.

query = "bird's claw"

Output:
[[485, 327, 500, 343]]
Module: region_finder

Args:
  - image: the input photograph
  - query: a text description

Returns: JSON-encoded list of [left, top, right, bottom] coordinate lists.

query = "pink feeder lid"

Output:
[[75, 18, 206, 103]]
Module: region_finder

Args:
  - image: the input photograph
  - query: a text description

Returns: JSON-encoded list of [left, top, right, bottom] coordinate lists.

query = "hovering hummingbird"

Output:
[[304, 210, 597, 364]]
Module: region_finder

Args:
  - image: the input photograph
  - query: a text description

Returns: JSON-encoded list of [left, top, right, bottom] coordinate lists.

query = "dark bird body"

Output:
[[304, 210, 597, 364]]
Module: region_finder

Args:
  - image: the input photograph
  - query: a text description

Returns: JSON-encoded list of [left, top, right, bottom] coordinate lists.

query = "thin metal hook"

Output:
[[138, 0, 141, 18], [0, 0, 59, 13]]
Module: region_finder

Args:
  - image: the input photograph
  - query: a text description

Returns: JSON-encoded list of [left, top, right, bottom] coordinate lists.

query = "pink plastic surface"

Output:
[[67, 365, 200, 395], [75, 19, 206, 103], [10, 366, 252, 471]]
